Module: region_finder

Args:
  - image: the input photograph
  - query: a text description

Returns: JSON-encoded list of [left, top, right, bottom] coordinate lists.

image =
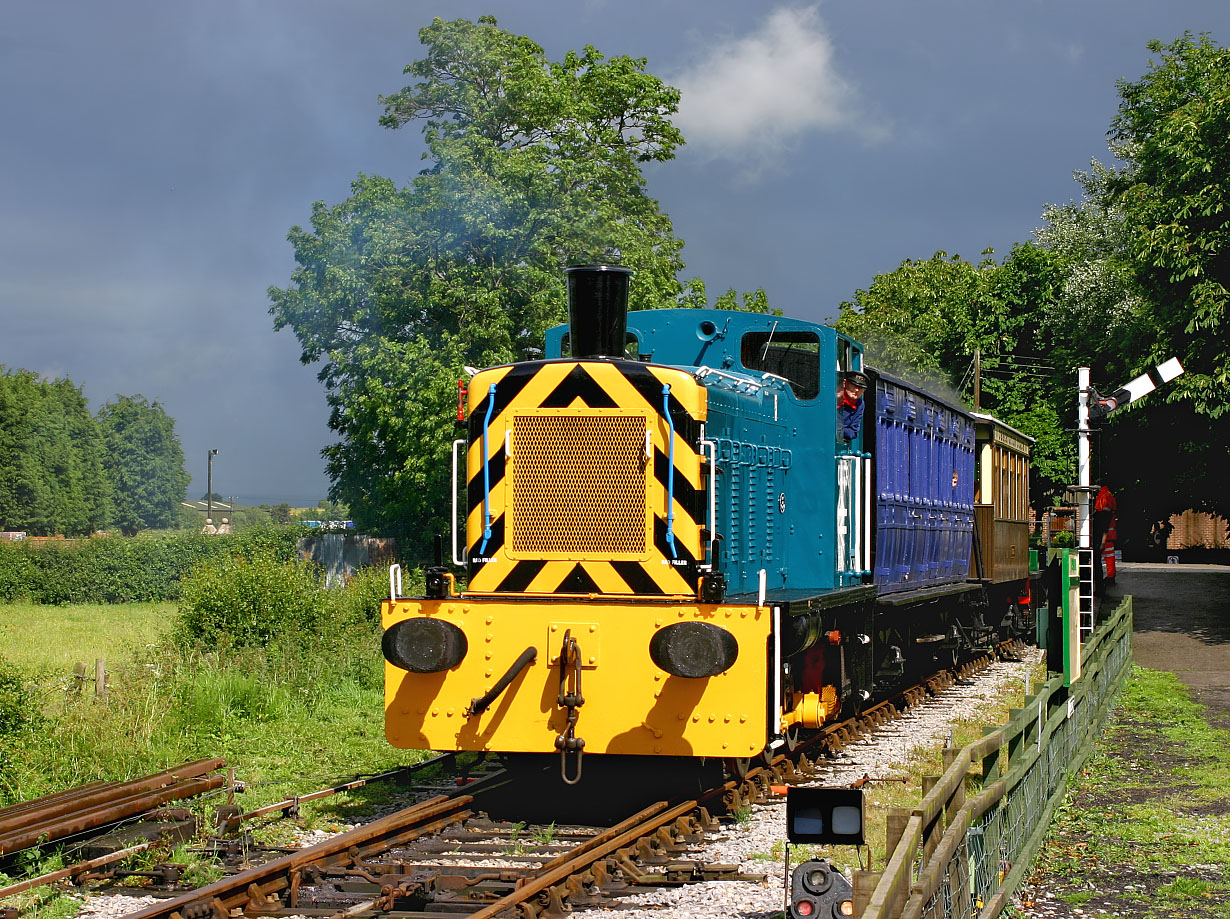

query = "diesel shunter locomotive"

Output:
[[380, 266, 1036, 781]]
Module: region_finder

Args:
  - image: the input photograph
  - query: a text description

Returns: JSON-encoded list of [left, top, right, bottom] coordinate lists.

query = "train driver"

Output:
[[838, 370, 869, 442]]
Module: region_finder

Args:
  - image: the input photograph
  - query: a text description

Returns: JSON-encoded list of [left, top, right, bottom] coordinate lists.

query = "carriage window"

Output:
[[741, 330, 821, 399]]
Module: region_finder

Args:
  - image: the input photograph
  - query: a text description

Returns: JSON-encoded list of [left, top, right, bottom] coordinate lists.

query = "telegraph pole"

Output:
[[973, 349, 981, 411], [207, 449, 219, 523]]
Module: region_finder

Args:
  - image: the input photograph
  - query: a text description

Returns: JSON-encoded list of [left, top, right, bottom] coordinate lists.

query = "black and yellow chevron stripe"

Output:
[[464, 360, 707, 598]]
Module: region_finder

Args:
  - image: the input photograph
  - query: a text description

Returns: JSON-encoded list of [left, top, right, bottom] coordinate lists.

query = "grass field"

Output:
[[0, 589, 420, 811], [0, 601, 177, 671]]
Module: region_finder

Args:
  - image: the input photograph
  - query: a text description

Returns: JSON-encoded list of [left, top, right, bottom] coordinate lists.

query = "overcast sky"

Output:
[[3, 1, 1227, 506]]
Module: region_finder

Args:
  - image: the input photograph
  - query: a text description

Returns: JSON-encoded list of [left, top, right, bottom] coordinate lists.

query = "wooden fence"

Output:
[[857, 596, 1134, 918]]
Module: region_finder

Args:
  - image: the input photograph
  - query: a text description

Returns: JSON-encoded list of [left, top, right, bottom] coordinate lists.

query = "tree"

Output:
[[1109, 33, 1230, 419], [836, 251, 988, 393], [834, 246, 1095, 503], [269, 17, 698, 549], [0, 369, 110, 536], [96, 395, 192, 535]]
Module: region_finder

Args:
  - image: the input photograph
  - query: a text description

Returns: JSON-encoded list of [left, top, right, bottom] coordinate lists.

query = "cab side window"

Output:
[[741, 331, 821, 399]]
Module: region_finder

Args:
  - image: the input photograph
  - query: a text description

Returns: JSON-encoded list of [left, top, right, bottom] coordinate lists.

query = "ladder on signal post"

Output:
[[1077, 547, 1095, 642]]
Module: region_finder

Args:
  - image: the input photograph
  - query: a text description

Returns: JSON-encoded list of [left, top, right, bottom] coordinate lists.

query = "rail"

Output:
[[859, 596, 1133, 918]]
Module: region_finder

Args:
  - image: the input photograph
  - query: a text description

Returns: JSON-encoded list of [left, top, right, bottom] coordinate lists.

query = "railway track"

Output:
[[1, 640, 1027, 919]]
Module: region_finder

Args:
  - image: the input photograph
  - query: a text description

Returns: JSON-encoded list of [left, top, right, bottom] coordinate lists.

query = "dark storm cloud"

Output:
[[3, 0, 1228, 502]]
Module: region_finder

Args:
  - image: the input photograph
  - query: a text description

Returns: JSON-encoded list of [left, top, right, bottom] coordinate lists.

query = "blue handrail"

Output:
[[478, 383, 496, 556], [662, 384, 676, 558]]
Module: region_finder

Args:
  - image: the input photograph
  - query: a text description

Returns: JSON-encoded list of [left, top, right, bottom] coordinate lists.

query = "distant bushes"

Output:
[[0, 527, 305, 605], [176, 555, 325, 648], [174, 554, 409, 651]]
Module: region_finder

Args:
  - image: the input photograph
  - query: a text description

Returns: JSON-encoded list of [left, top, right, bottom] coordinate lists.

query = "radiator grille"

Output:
[[510, 414, 648, 556]]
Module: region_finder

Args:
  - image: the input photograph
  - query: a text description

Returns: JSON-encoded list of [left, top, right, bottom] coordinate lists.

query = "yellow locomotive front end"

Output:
[[382, 357, 771, 765], [381, 265, 771, 775]]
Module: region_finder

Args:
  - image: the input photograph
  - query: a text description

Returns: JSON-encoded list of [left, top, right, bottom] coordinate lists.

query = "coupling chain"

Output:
[[555, 629, 585, 784]]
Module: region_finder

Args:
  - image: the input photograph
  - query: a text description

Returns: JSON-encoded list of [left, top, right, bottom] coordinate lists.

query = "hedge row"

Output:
[[0, 527, 306, 605]]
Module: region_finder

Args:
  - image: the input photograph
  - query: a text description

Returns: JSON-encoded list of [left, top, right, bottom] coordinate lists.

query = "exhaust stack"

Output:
[[566, 264, 632, 359]]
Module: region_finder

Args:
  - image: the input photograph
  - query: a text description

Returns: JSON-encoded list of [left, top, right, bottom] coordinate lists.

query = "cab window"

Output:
[[741, 330, 821, 399]]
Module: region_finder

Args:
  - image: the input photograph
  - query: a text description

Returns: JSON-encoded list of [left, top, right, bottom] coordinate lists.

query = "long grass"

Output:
[[0, 564, 428, 807], [0, 600, 176, 670]]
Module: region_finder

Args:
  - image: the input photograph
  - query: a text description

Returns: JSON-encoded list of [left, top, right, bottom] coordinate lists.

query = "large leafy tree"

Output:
[[1066, 34, 1230, 538], [834, 234, 1148, 504], [270, 17, 697, 548], [0, 369, 111, 536], [96, 395, 192, 535], [1109, 33, 1230, 419]]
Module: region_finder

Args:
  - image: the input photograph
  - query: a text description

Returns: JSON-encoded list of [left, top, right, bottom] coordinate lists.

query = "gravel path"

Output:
[[71, 650, 1041, 919]]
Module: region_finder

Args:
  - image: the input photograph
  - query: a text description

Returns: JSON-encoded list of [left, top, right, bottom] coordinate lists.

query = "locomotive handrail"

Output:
[[863, 454, 872, 573], [478, 384, 496, 556], [700, 437, 717, 571], [388, 563, 402, 601], [662, 384, 677, 559], [694, 365, 765, 393], [451, 438, 466, 566]]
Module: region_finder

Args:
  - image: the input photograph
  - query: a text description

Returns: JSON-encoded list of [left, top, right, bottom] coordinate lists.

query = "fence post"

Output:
[[981, 727, 1001, 782], [886, 808, 910, 860], [853, 870, 881, 917], [95, 658, 107, 699], [72, 661, 86, 697]]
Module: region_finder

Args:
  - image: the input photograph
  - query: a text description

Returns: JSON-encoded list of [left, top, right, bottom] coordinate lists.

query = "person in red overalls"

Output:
[[1102, 510, 1117, 586], [1093, 486, 1117, 596]]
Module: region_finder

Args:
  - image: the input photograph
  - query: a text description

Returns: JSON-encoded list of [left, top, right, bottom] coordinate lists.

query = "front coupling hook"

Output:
[[555, 629, 585, 784]]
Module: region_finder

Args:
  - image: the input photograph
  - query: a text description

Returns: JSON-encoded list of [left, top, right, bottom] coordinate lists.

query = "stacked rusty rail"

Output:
[[0, 758, 226, 857]]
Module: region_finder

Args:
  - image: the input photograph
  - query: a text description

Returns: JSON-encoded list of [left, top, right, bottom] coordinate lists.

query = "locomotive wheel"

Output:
[[730, 748, 774, 778]]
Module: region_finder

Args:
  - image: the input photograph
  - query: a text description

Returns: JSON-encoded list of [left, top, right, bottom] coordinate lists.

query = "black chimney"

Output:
[[566, 264, 632, 359]]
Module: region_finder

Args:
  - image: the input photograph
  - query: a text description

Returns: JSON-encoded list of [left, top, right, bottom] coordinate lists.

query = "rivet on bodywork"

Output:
[[588, 656, 595, 664], [486, 616, 493, 625]]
